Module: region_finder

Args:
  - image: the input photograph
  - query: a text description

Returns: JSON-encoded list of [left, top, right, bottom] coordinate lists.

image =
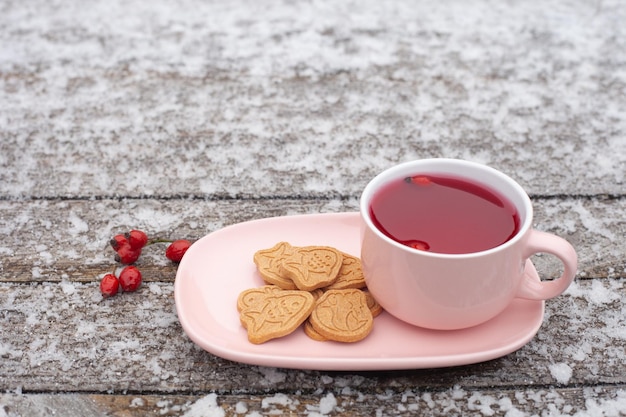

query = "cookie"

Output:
[[309, 288, 325, 301], [363, 289, 383, 317], [325, 252, 366, 290], [309, 289, 373, 343], [253, 242, 297, 289], [303, 319, 328, 342], [239, 289, 315, 344], [281, 246, 343, 291], [244, 243, 381, 344], [237, 285, 282, 312]]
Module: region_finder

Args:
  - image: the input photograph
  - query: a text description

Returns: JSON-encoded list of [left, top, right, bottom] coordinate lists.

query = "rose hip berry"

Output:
[[110, 234, 128, 251], [114, 244, 142, 265], [406, 239, 431, 251], [127, 230, 148, 250], [405, 175, 432, 186], [100, 273, 120, 298], [119, 266, 142, 292], [165, 239, 191, 263], [100, 229, 189, 298], [110, 231, 146, 264]]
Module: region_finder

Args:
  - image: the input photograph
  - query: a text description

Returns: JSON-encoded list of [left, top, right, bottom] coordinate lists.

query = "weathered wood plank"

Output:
[[0, 198, 360, 283], [2, 385, 626, 416], [0, 196, 624, 283], [1, 95, 624, 199], [1, 278, 624, 393], [1, 0, 625, 198], [1, 0, 624, 413]]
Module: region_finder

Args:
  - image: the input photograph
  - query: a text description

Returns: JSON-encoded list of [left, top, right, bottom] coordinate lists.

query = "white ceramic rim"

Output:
[[360, 158, 533, 259]]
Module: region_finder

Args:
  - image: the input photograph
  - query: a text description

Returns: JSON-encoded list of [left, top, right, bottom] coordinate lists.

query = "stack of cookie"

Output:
[[237, 242, 383, 344]]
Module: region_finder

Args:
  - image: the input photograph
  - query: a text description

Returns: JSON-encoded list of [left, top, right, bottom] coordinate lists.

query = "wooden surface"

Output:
[[1, 0, 626, 415]]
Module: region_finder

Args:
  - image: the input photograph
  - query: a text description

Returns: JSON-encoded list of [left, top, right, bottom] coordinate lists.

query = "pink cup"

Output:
[[360, 158, 578, 330]]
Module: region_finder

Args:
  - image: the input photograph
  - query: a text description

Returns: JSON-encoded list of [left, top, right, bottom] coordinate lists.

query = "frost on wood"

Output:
[[0, 278, 624, 392], [0, 0, 625, 198]]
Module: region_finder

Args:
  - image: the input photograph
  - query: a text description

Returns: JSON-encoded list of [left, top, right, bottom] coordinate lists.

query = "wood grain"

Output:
[[1, 197, 624, 284], [2, 385, 626, 416], [1, 0, 625, 414], [1, 277, 624, 393]]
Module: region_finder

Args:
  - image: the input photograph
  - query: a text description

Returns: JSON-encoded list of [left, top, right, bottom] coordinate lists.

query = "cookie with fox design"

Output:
[[280, 246, 343, 291], [309, 289, 373, 343], [239, 288, 315, 344]]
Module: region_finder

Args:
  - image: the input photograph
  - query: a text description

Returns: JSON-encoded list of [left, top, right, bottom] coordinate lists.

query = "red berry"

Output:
[[119, 266, 142, 292], [165, 239, 191, 263], [114, 244, 142, 264], [406, 240, 430, 251], [405, 175, 432, 186], [127, 230, 148, 250], [110, 234, 128, 251], [100, 273, 120, 298]]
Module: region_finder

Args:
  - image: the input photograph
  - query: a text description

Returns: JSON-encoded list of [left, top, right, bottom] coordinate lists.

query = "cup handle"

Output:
[[516, 230, 578, 300]]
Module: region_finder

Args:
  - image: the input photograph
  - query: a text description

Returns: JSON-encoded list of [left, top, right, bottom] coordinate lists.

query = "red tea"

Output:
[[369, 174, 520, 254]]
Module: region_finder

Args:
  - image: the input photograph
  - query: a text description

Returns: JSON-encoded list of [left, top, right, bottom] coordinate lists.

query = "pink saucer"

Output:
[[174, 212, 544, 371]]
